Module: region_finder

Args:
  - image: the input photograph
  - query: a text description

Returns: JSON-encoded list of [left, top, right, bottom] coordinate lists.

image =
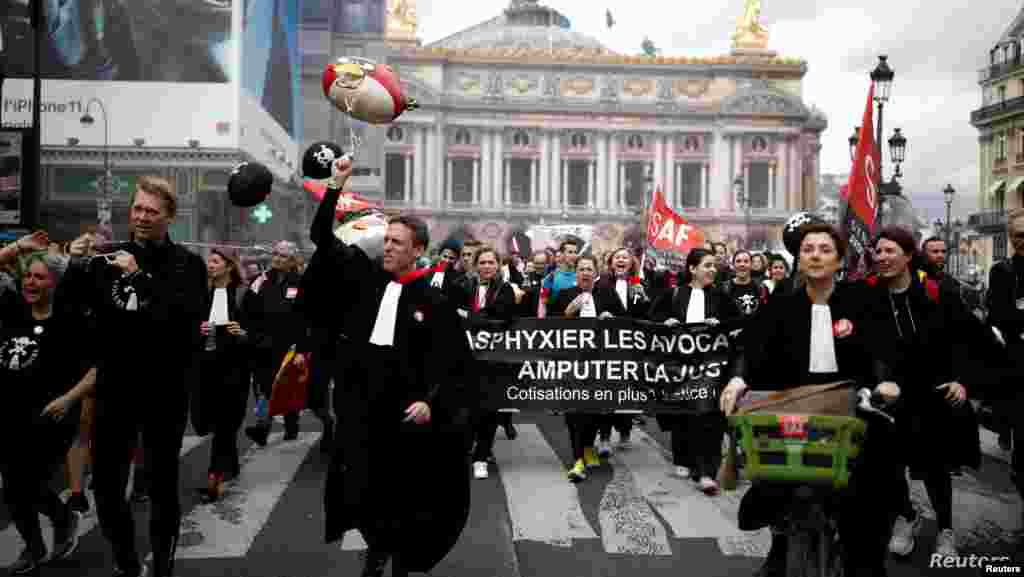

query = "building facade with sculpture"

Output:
[[302, 0, 826, 257]]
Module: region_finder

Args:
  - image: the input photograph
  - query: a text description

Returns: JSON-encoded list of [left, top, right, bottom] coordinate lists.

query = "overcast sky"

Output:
[[416, 0, 1024, 219]]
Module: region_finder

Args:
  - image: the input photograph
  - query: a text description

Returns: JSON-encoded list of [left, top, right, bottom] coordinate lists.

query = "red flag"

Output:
[[646, 188, 706, 259], [846, 84, 879, 233]]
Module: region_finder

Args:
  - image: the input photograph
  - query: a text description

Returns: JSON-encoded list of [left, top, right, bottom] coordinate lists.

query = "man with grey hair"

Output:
[[242, 240, 310, 445]]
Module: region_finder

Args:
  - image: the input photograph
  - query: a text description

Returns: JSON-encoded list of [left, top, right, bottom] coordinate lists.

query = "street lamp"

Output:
[[952, 218, 963, 277], [734, 175, 751, 249], [943, 184, 955, 249], [869, 55, 899, 225], [80, 98, 111, 241]]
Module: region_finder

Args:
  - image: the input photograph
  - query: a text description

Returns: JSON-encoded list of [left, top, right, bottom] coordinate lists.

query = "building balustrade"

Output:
[[971, 95, 1024, 124]]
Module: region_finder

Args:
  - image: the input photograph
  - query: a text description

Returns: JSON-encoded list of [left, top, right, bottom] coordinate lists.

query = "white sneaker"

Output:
[[934, 528, 957, 558], [473, 461, 488, 479], [888, 514, 921, 556], [597, 440, 612, 458], [673, 466, 691, 479]]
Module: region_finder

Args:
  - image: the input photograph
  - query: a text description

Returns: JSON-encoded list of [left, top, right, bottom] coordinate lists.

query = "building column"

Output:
[[539, 132, 549, 207], [743, 162, 750, 211], [531, 158, 539, 205], [608, 135, 619, 212], [653, 136, 664, 195], [434, 123, 445, 207], [777, 138, 787, 210], [585, 160, 594, 208], [479, 129, 490, 207], [665, 137, 675, 207], [502, 160, 510, 204], [446, 158, 453, 203], [596, 133, 608, 210], [414, 126, 425, 205], [700, 162, 708, 208], [618, 163, 625, 209], [561, 160, 569, 207], [768, 162, 776, 209], [425, 129, 437, 207], [494, 131, 505, 207], [732, 135, 744, 209], [472, 157, 480, 204], [404, 154, 412, 203], [551, 133, 562, 207]]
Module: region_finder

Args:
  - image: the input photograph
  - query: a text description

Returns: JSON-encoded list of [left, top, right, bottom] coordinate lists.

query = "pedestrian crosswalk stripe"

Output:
[[614, 430, 747, 540], [598, 447, 672, 555], [174, 432, 321, 559], [0, 435, 206, 568], [490, 423, 599, 547]]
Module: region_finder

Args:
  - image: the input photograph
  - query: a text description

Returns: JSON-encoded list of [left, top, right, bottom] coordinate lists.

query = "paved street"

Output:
[[1, 412, 1021, 577]]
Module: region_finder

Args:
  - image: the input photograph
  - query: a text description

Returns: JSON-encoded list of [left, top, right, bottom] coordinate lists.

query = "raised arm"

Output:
[[311, 157, 354, 249]]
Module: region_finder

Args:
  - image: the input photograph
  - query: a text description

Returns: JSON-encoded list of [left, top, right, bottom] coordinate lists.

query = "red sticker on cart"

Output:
[[779, 415, 808, 439]]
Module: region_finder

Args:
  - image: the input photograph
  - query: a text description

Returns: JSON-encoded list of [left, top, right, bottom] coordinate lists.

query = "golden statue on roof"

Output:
[[732, 0, 770, 51]]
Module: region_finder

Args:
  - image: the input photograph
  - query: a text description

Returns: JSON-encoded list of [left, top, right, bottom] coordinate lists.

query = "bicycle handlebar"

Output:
[[856, 388, 895, 424]]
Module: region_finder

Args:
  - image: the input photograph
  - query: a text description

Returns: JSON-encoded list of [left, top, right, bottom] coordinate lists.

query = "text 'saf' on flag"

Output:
[[646, 188, 706, 269], [841, 83, 880, 280]]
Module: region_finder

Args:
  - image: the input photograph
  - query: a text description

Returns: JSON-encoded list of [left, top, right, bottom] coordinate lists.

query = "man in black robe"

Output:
[[301, 157, 473, 577]]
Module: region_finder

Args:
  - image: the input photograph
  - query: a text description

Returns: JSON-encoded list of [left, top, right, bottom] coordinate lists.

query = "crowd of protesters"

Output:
[[0, 161, 1021, 577]]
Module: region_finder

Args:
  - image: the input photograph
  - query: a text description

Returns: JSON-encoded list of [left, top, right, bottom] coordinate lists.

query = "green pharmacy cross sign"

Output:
[[251, 204, 273, 224]]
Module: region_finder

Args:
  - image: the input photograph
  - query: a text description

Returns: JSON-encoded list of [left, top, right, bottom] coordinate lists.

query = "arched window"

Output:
[[454, 128, 472, 145], [513, 130, 530, 147], [386, 126, 404, 142], [683, 135, 699, 152], [752, 136, 768, 153], [627, 134, 644, 150], [571, 132, 588, 149]]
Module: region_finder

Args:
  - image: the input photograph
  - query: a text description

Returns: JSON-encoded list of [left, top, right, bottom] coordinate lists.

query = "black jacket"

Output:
[[593, 276, 650, 318], [741, 281, 886, 390], [241, 269, 306, 357], [646, 284, 740, 324], [462, 276, 518, 321], [62, 237, 207, 399], [987, 256, 1024, 348]]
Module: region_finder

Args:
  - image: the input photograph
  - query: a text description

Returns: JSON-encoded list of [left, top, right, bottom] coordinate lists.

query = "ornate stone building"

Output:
[[303, 0, 826, 254], [969, 2, 1024, 273]]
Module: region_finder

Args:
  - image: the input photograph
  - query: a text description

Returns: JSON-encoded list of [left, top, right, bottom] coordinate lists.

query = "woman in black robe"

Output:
[[648, 248, 740, 495], [459, 245, 518, 480], [719, 223, 899, 577]]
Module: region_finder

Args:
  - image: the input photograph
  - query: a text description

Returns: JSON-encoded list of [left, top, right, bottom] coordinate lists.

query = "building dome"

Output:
[[427, 0, 616, 55]]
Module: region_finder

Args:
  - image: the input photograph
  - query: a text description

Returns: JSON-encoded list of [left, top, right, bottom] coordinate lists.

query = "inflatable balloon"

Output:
[[228, 162, 273, 207], [333, 195, 388, 261], [302, 141, 346, 180], [322, 56, 418, 124], [782, 211, 827, 257]]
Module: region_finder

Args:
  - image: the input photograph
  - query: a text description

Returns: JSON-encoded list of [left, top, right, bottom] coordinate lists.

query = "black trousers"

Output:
[[199, 354, 249, 478], [93, 394, 188, 576], [471, 411, 499, 462], [596, 414, 632, 442], [663, 413, 724, 479], [0, 421, 74, 554], [565, 414, 599, 461]]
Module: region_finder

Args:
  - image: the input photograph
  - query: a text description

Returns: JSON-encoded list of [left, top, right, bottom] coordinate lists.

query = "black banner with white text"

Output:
[[464, 318, 737, 414]]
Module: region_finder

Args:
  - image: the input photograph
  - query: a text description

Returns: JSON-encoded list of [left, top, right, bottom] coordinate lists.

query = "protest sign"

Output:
[[463, 317, 735, 414]]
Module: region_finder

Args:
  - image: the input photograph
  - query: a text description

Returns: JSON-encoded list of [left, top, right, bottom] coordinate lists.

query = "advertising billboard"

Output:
[[1, 0, 233, 82], [1, 79, 237, 149], [0, 0, 239, 149], [239, 0, 302, 181]]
